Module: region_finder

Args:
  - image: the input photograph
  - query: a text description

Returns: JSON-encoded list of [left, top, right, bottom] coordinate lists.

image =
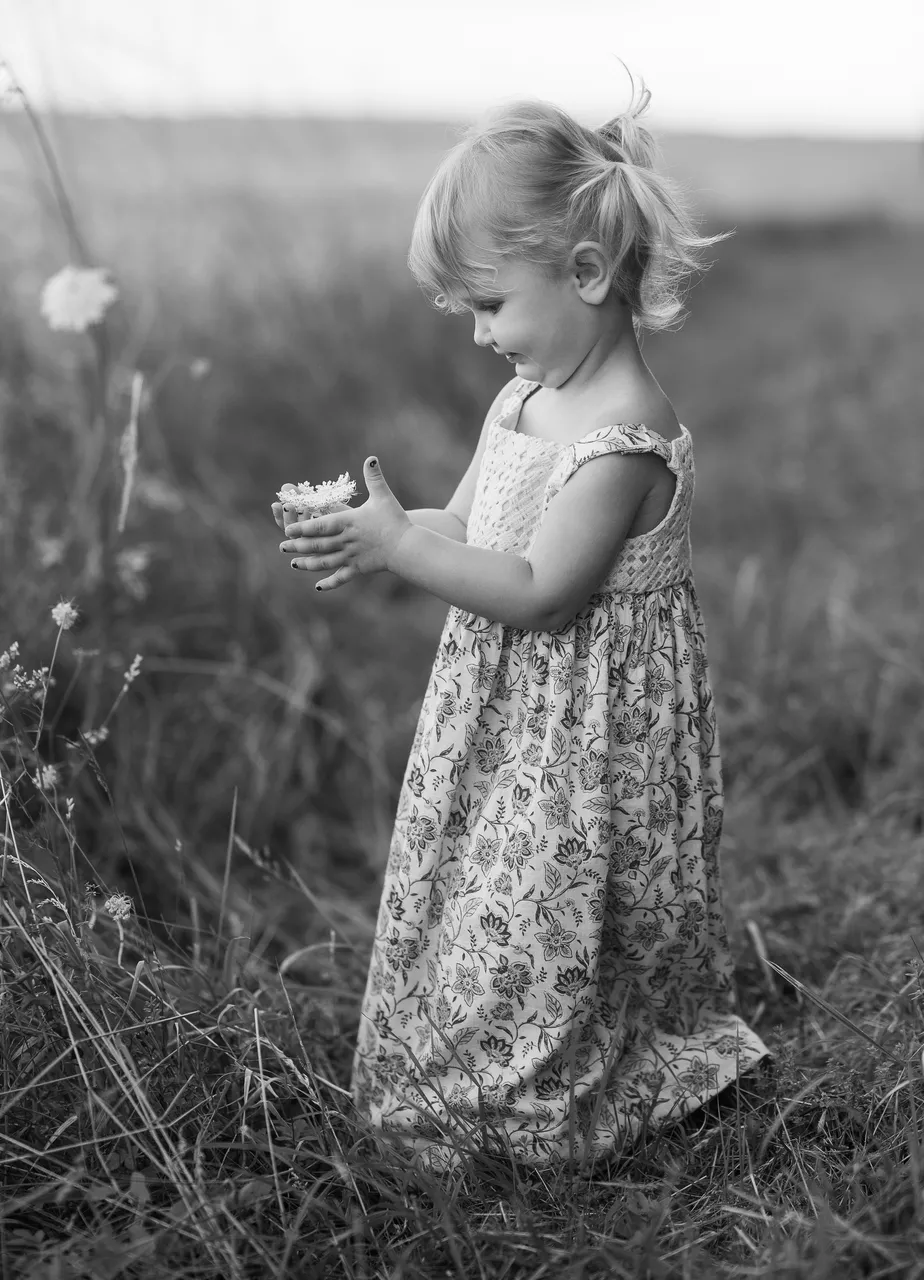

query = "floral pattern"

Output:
[[351, 378, 768, 1169]]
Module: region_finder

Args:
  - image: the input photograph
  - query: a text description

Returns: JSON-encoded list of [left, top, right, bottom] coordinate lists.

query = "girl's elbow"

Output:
[[542, 607, 579, 632], [531, 593, 580, 632], [520, 571, 581, 631]]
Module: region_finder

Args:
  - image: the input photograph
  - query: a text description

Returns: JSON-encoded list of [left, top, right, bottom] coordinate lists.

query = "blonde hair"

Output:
[[408, 73, 726, 333]]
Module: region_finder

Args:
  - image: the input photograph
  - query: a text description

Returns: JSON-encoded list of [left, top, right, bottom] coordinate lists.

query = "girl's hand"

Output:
[[271, 485, 350, 533], [279, 457, 410, 591]]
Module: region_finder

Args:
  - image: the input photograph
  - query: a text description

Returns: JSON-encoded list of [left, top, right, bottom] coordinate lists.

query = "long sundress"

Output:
[[351, 377, 768, 1170]]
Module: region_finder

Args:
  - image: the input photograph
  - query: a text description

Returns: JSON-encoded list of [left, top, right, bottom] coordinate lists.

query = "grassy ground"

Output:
[[1, 112, 923, 1276]]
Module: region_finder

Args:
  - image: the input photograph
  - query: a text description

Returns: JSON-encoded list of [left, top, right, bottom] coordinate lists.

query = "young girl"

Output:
[[275, 76, 768, 1170]]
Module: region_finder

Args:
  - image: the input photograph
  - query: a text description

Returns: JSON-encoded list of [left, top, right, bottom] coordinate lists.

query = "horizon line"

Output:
[[7, 108, 921, 146]]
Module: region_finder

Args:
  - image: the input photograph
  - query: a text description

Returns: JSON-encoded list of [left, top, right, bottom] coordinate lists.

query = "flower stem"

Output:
[[19, 95, 92, 267], [34, 626, 64, 751]]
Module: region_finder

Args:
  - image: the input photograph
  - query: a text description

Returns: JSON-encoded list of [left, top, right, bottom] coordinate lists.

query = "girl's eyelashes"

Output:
[[473, 300, 503, 315]]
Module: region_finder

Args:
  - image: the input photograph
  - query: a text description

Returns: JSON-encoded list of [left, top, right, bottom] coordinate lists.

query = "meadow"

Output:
[[1, 108, 923, 1277]]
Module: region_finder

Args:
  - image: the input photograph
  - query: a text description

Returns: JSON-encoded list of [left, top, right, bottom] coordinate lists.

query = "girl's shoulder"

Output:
[[515, 379, 685, 449]]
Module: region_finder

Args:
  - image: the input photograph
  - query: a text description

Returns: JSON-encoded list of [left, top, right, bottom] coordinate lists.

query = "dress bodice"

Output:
[[466, 379, 695, 594]]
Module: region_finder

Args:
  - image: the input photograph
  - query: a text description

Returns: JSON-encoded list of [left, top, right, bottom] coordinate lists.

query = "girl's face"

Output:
[[464, 233, 615, 390]]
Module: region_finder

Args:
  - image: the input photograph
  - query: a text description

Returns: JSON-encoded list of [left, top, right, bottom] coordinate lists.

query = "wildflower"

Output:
[[40, 265, 118, 333], [51, 600, 78, 631], [82, 726, 109, 746], [13, 666, 51, 695], [115, 547, 151, 600], [104, 892, 133, 921], [34, 765, 60, 791], [189, 357, 211, 379], [37, 537, 65, 568], [123, 654, 143, 686], [0, 642, 19, 671], [277, 472, 357, 516]]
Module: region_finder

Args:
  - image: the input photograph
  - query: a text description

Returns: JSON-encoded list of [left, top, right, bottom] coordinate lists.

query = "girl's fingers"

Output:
[[316, 565, 356, 592], [274, 485, 298, 532], [291, 552, 347, 572], [283, 514, 347, 538], [274, 500, 303, 532], [281, 533, 344, 555]]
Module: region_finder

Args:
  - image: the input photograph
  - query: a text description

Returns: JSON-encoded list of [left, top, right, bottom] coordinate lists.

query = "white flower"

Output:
[[122, 654, 143, 686], [40, 265, 118, 333], [189, 357, 211, 380], [116, 546, 151, 600], [104, 892, 133, 921], [278, 472, 357, 516], [34, 765, 60, 792], [0, 642, 19, 672], [51, 600, 78, 631], [83, 727, 109, 746], [37, 537, 65, 568]]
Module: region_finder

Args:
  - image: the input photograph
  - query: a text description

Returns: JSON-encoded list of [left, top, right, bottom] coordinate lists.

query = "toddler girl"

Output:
[[276, 75, 768, 1170]]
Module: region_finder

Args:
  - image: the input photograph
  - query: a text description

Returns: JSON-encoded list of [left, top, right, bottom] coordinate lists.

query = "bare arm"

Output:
[[283, 448, 663, 631], [388, 452, 658, 629], [405, 509, 467, 540]]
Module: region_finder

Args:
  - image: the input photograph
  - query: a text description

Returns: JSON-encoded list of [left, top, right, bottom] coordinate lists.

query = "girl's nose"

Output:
[[472, 315, 493, 348]]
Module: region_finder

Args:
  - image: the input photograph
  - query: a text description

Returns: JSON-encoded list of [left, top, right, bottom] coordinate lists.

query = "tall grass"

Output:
[[1, 102, 923, 1275]]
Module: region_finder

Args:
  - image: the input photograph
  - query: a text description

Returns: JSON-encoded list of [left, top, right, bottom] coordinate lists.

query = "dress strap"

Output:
[[492, 378, 539, 429], [542, 423, 683, 508]]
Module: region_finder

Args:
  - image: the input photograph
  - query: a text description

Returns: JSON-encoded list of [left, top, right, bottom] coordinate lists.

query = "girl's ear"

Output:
[[570, 241, 612, 305]]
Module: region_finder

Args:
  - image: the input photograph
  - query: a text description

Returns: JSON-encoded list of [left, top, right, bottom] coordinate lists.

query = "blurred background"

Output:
[[1, 0, 922, 940]]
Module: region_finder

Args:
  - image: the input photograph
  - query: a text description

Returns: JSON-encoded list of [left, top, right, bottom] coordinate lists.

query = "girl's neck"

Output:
[[552, 319, 652, 403]]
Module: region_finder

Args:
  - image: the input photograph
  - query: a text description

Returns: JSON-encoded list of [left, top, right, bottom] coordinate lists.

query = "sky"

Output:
[[1, 0, 922, 137]]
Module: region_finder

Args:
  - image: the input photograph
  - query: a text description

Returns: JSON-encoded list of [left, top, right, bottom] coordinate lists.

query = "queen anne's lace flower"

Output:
[[278, 473, 357, 516], [40, 265, 118, 333], [51, 600, 78, 630]]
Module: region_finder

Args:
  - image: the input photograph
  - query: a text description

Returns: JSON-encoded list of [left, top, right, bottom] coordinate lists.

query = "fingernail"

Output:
[[291, 561, 299, 570], [368, 457, 378, 469], [315, 584, 322, 592]]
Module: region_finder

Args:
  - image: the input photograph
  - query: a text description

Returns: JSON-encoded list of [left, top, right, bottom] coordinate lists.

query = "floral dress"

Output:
[[351, 377, 768, 1170]]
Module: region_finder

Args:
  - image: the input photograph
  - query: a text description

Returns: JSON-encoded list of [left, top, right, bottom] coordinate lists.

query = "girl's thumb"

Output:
[[364, 456, 388, 490]]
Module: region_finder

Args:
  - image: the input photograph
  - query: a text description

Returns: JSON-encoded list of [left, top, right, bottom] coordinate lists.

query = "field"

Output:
[[1, 110, 923, 1277]]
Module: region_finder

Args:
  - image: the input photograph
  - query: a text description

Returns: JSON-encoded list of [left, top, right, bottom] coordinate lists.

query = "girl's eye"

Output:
[[475, 301, 503, 315]]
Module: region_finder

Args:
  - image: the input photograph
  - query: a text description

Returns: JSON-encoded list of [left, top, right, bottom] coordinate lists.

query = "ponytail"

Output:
[[408, 69, 727, 331]]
